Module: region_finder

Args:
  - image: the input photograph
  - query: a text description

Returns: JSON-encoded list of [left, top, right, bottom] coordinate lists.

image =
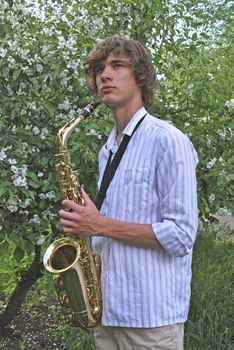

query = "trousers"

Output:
[[94, 323, 184, 350]]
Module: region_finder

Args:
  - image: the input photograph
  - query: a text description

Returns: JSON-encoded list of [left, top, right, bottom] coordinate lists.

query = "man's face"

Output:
[[95, 53, 142, 109]]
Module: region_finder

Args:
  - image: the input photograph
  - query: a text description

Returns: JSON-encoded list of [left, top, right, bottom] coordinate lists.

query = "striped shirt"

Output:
[[92, 106, 198, 328]]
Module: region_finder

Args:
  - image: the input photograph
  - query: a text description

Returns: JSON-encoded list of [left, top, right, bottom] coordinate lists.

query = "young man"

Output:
[[59, 36, 198, 350]]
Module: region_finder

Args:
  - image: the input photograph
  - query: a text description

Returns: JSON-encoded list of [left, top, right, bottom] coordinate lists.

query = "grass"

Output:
[[184, 224, 234, 349]]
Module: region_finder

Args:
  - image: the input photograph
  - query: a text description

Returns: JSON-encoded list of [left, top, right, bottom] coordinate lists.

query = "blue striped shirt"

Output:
[[92, 107, 198, 327]]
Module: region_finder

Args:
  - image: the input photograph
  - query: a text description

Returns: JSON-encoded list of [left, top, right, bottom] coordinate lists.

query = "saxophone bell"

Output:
[[43, 237, 80, 274]]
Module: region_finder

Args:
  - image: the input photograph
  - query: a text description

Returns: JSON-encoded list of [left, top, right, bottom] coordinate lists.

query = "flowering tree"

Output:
[[0, 0, 233, 334]]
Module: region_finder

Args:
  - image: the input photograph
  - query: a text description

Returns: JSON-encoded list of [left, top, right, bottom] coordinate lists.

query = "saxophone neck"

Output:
[[57, 115, 84, 151], [57, 101, 100, 150]]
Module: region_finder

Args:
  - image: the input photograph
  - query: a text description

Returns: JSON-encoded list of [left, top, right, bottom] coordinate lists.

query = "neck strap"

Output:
[[95, 114, 146, 210]]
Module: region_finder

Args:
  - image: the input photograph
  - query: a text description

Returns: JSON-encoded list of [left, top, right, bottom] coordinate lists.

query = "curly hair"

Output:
[[84, 35, 156, 108]]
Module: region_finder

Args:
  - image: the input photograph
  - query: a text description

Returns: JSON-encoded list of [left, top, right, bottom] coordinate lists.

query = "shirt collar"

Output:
[[104, 107, 147, 153]]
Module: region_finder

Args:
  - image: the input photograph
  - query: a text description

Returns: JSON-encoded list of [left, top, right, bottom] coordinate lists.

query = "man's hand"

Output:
[[59, 188, 103, 237], [59, 189, 161, 250]]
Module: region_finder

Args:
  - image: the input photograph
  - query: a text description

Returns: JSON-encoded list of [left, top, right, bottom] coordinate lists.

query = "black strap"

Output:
[[95, 114, 146, 210]]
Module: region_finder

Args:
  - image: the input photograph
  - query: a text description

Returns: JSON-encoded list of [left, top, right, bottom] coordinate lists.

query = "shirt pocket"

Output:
[[121, 167, 150, 214]]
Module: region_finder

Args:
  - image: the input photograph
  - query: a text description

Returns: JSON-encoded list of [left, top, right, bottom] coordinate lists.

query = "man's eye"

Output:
[[95, 65, 104, 74], [113, 63, 124, 68]]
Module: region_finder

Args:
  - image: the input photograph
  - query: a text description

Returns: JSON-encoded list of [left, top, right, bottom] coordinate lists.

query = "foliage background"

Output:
[[0, 0, 233, 260], [0, 0, 233, 346]]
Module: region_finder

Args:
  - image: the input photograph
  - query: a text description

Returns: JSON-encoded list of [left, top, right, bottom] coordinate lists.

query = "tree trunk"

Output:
[[0, 244, 44, 337]]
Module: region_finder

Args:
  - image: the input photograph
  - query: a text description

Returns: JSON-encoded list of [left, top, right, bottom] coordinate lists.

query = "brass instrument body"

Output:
[[43, 102, 102, 329]]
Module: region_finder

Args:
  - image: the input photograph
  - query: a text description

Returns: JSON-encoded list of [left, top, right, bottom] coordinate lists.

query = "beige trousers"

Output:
[[94, 323, 184, 350]]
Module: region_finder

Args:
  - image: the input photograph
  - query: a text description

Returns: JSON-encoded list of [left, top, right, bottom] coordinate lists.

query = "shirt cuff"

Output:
[[152, 220, 194, 256]]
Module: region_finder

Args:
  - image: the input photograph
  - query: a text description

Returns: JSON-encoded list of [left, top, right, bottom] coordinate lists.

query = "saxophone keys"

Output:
[[53, 276, 64, 290], [61, 294, 70, 308]]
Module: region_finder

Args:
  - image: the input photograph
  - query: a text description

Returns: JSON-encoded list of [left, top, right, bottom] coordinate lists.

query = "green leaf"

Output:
[[27, 171, 41, 189], [42, 101, 56, 115], [0, 185, 9, 197], [2, 23, 12, 34], [6, 0, 13, 7], [12, 67, 21, 81], [0, 268, 11, 274], [13, 246, 25, 262], [0, 240, 9, 254], [54, 63, 64, 78]]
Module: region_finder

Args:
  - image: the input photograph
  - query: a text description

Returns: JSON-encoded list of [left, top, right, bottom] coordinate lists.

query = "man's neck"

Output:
[[111, 102, 143, 134]]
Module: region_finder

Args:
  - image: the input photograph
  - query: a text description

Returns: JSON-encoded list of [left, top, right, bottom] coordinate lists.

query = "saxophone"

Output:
[[43, 101, 102, 330]]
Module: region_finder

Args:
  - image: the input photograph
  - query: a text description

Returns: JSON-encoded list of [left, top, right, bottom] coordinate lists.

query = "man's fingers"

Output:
[[61, 199, 80, 212], [81, 188, 92, 204], [59, 208, 80, 221], [60, 218, 75, 227]]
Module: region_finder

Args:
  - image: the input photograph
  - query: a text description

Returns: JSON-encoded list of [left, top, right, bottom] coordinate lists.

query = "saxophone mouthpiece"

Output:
[[80, 100, 100, 120]]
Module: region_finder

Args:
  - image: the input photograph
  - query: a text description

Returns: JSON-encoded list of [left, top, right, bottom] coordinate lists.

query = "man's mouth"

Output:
[[101, 86, 115, 93]]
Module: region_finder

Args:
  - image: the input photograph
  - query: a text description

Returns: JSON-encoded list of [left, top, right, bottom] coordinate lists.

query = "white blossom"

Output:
[[108, 17, 113, 25], [27, 101, 37, 110], [46, 191, 57, 200], [207, 73, 214, 80], [40, 127, 49, 140], [207, 138, 212, 146], [36, 64, 43, 72], [6, 196, 18, 212], [12, 125, 17, 133], [208, 193, 215, 203], [0, 48, 7, 58], [207, 158, 217, 169], [43, 28, 53, 36], [0, 149, 7, 161], [55, 113, 66, 123], [21, 66, 30, 74], [32, 126, 40, 135], [8, 159, 17, 165], [60, 78, 68, 87], [7, 56, 15, 66], [37, 235, 46, 245], [29, 214, 41, 225], [216, 207, 232, 216], [20, 109, 27, 115], [68, 109, 76, 118], [225, 99, 234, 112], [67, 85, 73, 92], [19, 210, 29, 215], [86, 128, 96, 136], [39, 191, 56, 201], [86, 128, 101, 139], [58, 100, 71, 110], [6, 85, 14, 96], [11, 164, 28, 188], [11, 165, 19, 174], [20, 198, 32, 209], [42, 209, 57, 220], [13, 176, 27, 187]]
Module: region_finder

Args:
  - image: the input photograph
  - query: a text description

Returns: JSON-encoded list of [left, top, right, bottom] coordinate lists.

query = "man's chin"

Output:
[[101, 97, 117, 108], [100, 94, 126, 109]]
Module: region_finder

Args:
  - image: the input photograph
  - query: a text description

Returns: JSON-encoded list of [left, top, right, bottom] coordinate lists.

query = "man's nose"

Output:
[[100, 65, 112, 81]]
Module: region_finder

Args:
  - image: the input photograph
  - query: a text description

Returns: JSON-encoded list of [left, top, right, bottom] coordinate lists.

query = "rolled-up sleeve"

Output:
[[152, 129, 198, 256]]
